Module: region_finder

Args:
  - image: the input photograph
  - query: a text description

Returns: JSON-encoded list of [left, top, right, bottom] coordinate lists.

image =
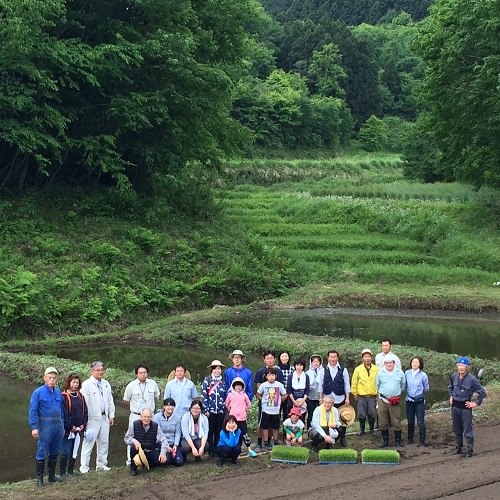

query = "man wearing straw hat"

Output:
[[224, 349, 253, 402], [28, 366, 65, 487], [124, 408, 168, 476], [164, 363, 198, 417], [123, 364, 160, 465]]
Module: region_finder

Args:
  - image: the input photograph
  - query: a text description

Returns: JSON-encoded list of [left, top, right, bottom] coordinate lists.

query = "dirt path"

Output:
[[135, 420, 500, 500]]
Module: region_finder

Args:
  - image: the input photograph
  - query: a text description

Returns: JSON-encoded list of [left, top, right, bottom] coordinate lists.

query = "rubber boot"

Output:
[[59, 455, 68, 480], [407, 422, 415, 444], [67, 457, 76, 476], [447, 435, 463, 455], [465, 437, 474, 458], [36, 460, 45, 488], [378, 429, 389, 448], [48, 455, 63, 483], [418, 428, 426, 448], [130, 463, 138, 476], [357, 418, 366, 436], [368, 417, 376, 436], [339, 426, 347, 447], [395, 430, 404, 448]]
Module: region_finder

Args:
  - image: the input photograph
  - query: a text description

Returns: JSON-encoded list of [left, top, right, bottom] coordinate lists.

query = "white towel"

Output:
[[188, 416, 207, 439]]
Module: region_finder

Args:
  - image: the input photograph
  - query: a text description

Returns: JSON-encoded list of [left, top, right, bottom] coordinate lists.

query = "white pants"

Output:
[[126, 413, 141, 465], [80, 415, 110, 472]]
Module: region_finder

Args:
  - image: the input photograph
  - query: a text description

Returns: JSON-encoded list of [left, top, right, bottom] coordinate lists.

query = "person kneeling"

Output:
[[308, 395, 340, 452], [216, 415, 242, 467], [283, 407, 304, 446], [124, 408, 167, 476]]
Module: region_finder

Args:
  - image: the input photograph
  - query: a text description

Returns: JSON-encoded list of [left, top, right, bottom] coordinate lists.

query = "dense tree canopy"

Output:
[[0, 0, 269, 191], [409, 0, 500, 188]]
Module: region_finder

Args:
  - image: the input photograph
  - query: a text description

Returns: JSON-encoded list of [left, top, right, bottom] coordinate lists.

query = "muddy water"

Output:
[[213, 308, 500, 360]]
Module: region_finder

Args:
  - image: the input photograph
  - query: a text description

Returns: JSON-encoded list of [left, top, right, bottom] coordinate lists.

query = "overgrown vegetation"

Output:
[[0, 189, 291, 338]]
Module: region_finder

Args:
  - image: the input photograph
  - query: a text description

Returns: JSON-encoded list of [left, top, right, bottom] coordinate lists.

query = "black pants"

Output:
[[208, 413, 225, 452], [130, 447, 162, 470], [216, 445, 241, 461]]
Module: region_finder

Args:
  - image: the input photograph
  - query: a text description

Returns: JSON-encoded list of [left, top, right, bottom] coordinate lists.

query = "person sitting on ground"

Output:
[[308, 395, 340, 453], [256, 367, 287, 451], [61, 373, 88, 478], [215, 415, 242, 467], [283, 407, 305, 447], [180, 400, 209, 462], [225, 377, 257, 457], [153, 398, 184, 466], [124, 408, 168, 476]]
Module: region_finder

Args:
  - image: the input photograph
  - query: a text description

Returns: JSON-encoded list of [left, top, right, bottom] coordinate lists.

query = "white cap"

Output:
[[44, 366, 58, 375]]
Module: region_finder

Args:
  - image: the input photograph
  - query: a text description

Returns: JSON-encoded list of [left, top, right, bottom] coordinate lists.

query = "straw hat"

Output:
[[167, 369, 191, 382], [133, 446, 150, 469], [338, 404, 356, 426], [207, 359, 226, 369]]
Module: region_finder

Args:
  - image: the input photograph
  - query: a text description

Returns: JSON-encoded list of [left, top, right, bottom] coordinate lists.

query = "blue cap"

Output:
[[456, 357, 470, 366]]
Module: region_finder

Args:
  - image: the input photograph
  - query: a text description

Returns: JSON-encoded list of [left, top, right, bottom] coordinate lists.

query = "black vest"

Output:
[[133, 420, 158, 451], [323, 364, 346, 396]]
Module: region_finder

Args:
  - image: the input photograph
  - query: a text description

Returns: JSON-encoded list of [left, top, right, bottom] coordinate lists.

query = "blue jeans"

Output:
[[406, 399, 426, 440]]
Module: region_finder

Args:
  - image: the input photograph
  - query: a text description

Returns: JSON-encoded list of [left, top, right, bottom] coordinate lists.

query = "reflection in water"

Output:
[[214, 308, 500, 360]]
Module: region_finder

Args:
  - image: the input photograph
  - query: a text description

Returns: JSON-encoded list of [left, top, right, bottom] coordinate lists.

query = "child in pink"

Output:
[[225, 377, 257, 456]]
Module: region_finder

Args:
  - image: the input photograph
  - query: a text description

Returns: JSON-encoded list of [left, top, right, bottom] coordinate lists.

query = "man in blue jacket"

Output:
[[28, 367, 65, 487], [448, 357, 487, 458]]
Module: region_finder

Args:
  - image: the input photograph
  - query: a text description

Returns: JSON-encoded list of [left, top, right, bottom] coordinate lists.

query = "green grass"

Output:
[[318, 449, 358, 462], [270, 445, 309, 462], [361, 449, 400, 463]]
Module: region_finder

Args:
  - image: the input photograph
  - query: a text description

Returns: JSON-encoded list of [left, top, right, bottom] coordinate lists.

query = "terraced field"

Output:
[[219, 157, 500, 287]]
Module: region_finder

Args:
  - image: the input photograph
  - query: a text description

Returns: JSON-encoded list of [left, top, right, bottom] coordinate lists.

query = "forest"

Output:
[[1, 1, 500, 335], [1, 0, 499, 192]]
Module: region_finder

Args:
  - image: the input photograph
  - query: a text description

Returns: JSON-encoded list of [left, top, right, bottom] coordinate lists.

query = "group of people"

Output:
[[29, 340, 487, 485]]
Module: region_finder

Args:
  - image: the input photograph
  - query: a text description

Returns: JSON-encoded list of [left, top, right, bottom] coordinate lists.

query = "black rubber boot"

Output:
[[339, 426, 347, 447], [36, 460, 45, 488], [67, 457, 76, 475], [368, 417, 376, 436], [130, 464, 138, 476], [357, 419, 366, 436], [407, 422, 415, 444], [418, 428, 426, 448], [379, 430, 389, 448], [48, 455, 63, 483], [59, 455, 68, 479], [447, 436, 463, 455], [465, 437, 474, 458], [216, 458, 225, 468], [395, 430, 404, 448]]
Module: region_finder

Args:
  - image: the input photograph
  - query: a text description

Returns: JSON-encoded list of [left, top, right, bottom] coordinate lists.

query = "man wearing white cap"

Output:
[[351, 349, 379, 436], [376, 354, 406, 448], [28, 367, 65, 487], [224, 349, 253, 402], [123, 364, 160, 465], [447, 357, 487, 458]]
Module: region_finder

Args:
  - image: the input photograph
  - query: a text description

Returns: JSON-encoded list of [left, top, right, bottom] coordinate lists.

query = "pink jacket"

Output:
[[225, 391, 251, 421]]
